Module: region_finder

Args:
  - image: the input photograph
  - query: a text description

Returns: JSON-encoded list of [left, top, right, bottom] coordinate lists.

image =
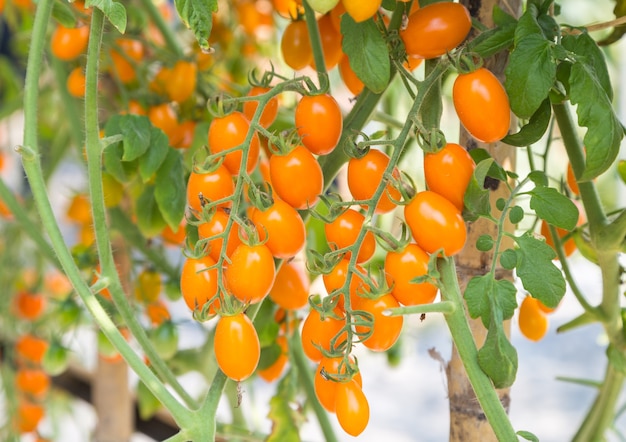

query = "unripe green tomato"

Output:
[[150, 320, 179, 360], [308, 0, 340, 14], [43, 343, 69, 376]]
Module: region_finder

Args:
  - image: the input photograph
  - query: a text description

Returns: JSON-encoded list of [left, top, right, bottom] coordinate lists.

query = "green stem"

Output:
[[438, 258, 518, 441], [0, 177, 60, 269], [83, 9, 197, 410], [303, 0, 327, 79], [385, 301, 456, 317], [291, 328, 339, 442], [19, 0, 192, 428], [140, 0, 184, 58]]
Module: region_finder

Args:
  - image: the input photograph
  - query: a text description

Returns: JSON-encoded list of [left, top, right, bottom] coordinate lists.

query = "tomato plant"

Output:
[[224, 243, 276, 304], [424, 142, 475, 211], [214, 313, 260, 381], [208, 111, 260, 175], [269, 145, 323, 210], [295, 94, 342, 155], [250, 199, 306, 259]]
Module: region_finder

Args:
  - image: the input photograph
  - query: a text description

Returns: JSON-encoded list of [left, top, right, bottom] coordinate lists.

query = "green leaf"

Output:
[[469, 148, 508, 182], [86, 0, 127, 33], [468, 23, 516, 59], [562, 32, 613, 100], [52, 1, 77, 28], [530, 186, 579, 231], [513, 3, 543, 41], [341, 14, 390, 94], [476, 234, 494, 252], [502, 98, 551, 147], [175, 0, 218, 52], [500, 248, 518, 270], [120, 115, 152, 162], [259, 342, 282, 371], [517, 430, 540, 442], [493, 5, 518, 26], [137, 381, 162, 420], [515, 232, 565, 309], [267, 370, 303, 442], [102, 140, 127, 183], [618, 160, 626, 184], [477, 311, 518, 388], [569, 60, 623, 181], [508, 205, 524, 224], [136, 185, 167, 237], [463, 158, 493, 220], [465, 275, 517, 328], [505, 34, 556, 119], [139, 127, 170, 182], [155, 150, 186, 230], [528, 170, 548, 186]]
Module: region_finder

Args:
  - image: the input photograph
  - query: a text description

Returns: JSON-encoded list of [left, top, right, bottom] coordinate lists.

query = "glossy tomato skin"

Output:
[[186, 165, 234, 213], [149, 103, 179, 143], [335, 379, 370, 436], [198, 209, 241, 262], [312, 13, 343, 70], [208, 111, 260, 175], [110, 39, 144, 84], [453, 68, 511, 143], [295, 94, 342, 155], [347, 149, 400, 214], [243, 86, 279, 128], [224, 243, 276, 304], [250, 199, 306, 259], [400, 2, 471, 59], [325, 209, 376, 263], [343, 0, 381, 22], [518, 296, 548, 342], [424, 142, 475, 211], [270, 145, 323, 210], [314, 356, 362, 412], [339, 55, 364, 96], [215, 313, 260, 381], [269, 260, 310, 310], [51, 25, 89, 61], [180, 255, 219, 313], [385, 243, 438, 306], [301, 308, 345, 362], [404, 191, 467, 256], [166, 60, 197, 103], [323, 259, 367, 311], [355, 294, 402, 352], [281, 20, 312, 70]]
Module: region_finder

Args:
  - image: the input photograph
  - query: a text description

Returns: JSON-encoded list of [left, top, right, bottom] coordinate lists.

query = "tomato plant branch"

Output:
[[385, 301, 457, 317], [83, 9, 198, 411], [303, 0, 328, 80], [438, 257, 518, 440], [0, 177, 60, 269]]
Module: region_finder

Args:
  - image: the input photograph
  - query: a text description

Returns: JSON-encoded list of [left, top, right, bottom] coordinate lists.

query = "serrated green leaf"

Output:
[[52, 1, 77, 28], [341, 14, 390, 94], [569, 61, 623, 181], [267, 370, 303, 442], [530, 186, 579, 230], [477, 311, 518, 388], [465, 275, 517, 328], [502, 98, 551, 147], [120, 115, 151, 162], [139, 128, 170, 182], [154, 150, 186, 230], [175, 0, 218, 52], [505, 34, 556, 119], [468, 23, 516, 59], [514, 3, 543, 41], [137, 185, 167, 237], [493, 5, 518, 26], [515, 232, 565, 308], [463, 158, 494, 220], [517, 430, 540, 442], [562, 32, 612, 100], [500, 248, 518, 270], [86, 0, 126, 33]]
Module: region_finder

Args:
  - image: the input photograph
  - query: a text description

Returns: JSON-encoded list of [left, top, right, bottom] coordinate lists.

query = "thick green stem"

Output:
[[303, 0, 327, 79], [83, 9, 197, 410], [20, 0, 192, 429], [386, 301, 456, 317], [439, 258, 518, 441]]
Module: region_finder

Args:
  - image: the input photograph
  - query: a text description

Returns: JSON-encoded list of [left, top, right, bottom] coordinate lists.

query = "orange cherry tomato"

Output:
[[251, 199, 306, 259], [404, 191, 467, 256], [243, 86, 279, 128], [566, 163, 579, 196], [148, 103, 179, 143], [343, 0, 381, 23], [314, 355, 362, 413], [385, 243, 438, 306], [208, 111, 260, 175], [51, 25, 89, 61], [335, 379, 370, 436], [14, 399, 45, 434], [281, 20, 312, 70], [424, 142, 475, 211], [269, 145, 323, 210], [269, 260, 310, 310], [16, 368, 50, 399], [400, 2, 471, 59], [186, 165, 234, 213], [215, 313, 260, 381], [295, 94, 343, 155], [339, 55, 364, 96], [198, 208, 241, 262], [518, 296, 549, 342], [325, 208, 376, 263], [258, 335, 288, 382], [180, 255, 219, 313], [540, 219, 577, 258], [110, 38, 144, 84], [301, 308, 345, 362], [355, 294, 402, 352], [15, 334, 49, 367], [453, 67, 511, 143], [161, 219, 186, 246], [322, 259, 367, 310], [224, 243, 276, 304], [347, 149, 400, 214], [312, 13, 343, 70], [14, 291, 46, 321], [166, 60, 197, 103], [67, 67, 86, 98], [145, 300, 171, 326]]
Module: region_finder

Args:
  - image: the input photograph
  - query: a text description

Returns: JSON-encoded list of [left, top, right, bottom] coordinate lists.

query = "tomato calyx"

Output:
[[206, 94, 239, 119], [453, 51, 485, 75], [319, 356, 360, 384], [370, 222, 411, 253], [246, 180, 275, 212], [415, 128, 447, 154]]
